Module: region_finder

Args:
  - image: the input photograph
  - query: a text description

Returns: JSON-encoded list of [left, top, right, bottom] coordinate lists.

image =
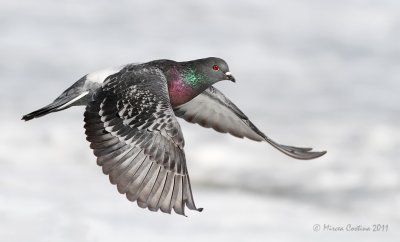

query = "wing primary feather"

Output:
[[112, 148, 143, 191], [97, 144, 131, 166], [126, 157, 152, 202], [90, 137, 120, 150], [137, 164, 161, 206], [145, 166, 165, 211], [151, 169, 168, 211], [173, 176, 185, 216], [159, 171, 175, 214], [182, 174, 201, 211], [130, 162, 155, 203], [93, 141, 125, 157], [86, 133, 114, 143], [174, 86, 326, 160], [108, 147, 141, 183]]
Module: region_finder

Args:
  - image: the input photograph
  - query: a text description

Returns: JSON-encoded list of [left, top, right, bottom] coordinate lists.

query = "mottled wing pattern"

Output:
[[174, 86, 326, 160], [84, 66, 201, 215]]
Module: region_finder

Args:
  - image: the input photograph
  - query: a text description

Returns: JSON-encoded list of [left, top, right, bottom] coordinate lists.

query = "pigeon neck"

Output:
[[167, 65, 208, 107]]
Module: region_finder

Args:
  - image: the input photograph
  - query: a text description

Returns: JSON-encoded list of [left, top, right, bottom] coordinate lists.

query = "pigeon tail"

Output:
[[22, 91, 89, 121], [22, 104, 59, 121]]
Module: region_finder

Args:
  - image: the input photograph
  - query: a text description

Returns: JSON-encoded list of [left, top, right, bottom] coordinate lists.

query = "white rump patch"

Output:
[[86, 65, 125, 84], [57, 91, 90, 110]]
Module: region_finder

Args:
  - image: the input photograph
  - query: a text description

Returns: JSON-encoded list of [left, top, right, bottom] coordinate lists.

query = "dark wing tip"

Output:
[[263, 136, 327, 160], [298, 150, 327, 160], [284, 147, 327, 160], [279, 144, 314, 152], [21, 115, 31, 121], [180, 207, 203, 218], [179, 206, 203, 217]]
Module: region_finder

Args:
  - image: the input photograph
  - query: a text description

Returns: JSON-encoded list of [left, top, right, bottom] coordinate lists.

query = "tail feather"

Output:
[[22, 103, 62, 121], [22, 91, 89, 121]]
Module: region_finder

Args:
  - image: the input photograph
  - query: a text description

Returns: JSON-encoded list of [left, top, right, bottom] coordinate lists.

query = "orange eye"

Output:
[[212, 65, 219, 71]]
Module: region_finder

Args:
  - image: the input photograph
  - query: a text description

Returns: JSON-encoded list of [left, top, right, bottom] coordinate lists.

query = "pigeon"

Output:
[[22, 57, 326, 216]]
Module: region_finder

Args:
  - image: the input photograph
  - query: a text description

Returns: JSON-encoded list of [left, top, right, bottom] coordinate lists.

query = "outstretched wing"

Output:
[[174, 86, 326, 160], [84, 66, 202, 216]]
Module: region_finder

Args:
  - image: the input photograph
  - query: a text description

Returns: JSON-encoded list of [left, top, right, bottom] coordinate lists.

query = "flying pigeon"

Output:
[[22, 57, 326, 216]]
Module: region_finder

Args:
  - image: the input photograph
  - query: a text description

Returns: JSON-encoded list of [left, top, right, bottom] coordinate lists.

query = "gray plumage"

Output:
[[174, 86, 324, 160], [22, 57, 326, 216], [85, 65, 199, 215]]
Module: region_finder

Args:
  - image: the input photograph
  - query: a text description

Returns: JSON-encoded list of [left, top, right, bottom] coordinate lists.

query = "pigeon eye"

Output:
[[212, 65, 219, 71]]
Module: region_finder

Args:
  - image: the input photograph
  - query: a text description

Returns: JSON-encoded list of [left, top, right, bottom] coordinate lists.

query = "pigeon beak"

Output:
[[225, 72, 236, 82]]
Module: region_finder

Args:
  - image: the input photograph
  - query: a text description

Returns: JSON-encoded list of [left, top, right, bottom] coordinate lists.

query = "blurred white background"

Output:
[[0, 0, 399, 241]]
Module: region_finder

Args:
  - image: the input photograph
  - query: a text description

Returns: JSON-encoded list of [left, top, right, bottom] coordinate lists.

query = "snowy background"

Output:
[[1, 0, 399, 241]]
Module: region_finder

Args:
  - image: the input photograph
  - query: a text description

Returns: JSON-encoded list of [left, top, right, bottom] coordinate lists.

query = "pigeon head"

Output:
[[166, 57, 235, 106], [180, 57, 235, 87]]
